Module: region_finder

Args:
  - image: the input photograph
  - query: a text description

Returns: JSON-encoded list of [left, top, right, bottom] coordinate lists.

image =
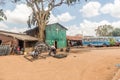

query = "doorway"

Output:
[[18, 40, 24, 50], [55, 40, 57, 49], [0, 40, 2, 45]]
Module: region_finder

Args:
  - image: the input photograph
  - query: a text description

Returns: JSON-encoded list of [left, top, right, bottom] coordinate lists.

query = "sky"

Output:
[[0, 0, 120, 36]]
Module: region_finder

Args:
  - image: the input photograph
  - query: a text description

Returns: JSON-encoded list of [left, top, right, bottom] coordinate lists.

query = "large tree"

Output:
[[11, 0, 86, 42], [95, 24, 114, 36]]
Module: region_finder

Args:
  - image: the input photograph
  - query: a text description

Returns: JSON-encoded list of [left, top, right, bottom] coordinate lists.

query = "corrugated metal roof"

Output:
[[47, 23, 68, 30], [25, 23, 67, 33], [67, 36, 83, 40], [0, 30, 38, 41]]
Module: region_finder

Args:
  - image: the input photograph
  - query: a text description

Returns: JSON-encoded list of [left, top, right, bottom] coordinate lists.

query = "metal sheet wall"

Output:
[[45, 24, 67, 48]]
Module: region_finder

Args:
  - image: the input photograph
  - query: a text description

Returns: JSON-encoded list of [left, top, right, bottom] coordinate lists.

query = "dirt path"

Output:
[[0, 48, 120, 80]]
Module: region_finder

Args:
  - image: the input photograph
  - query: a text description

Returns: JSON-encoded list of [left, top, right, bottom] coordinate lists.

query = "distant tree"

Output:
[[95, 24, 114, 36], [111, 28, 120, 36]]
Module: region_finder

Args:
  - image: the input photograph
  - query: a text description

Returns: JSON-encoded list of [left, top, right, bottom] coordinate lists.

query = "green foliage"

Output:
[[0, 9, 7, 21], [0, 1, 8, 21], [66, 0, 80, 5], [95, 24, 114, 36], [66, 0, 87, 5], [109, 38, 116, 46], [27, 13, 37, 28], [111, 28, 120, 36]]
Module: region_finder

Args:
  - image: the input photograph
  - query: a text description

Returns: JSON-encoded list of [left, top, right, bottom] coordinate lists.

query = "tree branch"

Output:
[[26, 0, 40, 26], [41, 0, 44, 11], [34, 1, 41, 12], [53, 0, 64, 7], [47, 0, 64, 12]]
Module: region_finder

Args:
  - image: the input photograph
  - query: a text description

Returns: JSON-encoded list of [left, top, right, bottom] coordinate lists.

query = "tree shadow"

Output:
[[23, 54, 49, 62]]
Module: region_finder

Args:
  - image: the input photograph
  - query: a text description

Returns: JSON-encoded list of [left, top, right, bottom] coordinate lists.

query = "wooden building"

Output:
[[0, 30, 38, 52], [25, 23, 67, 49]]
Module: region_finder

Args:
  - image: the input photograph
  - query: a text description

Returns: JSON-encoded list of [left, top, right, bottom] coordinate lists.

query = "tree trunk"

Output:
[[38, 22, 46, 42], [39, 27, 44, 42], [38, 11, 48, 42]]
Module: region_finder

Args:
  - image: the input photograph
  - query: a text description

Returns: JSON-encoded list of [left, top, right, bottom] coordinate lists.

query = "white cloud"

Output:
[[80, 2, 101, 18], [100, 3, 113, 14], [8, 27, 28, 33], [0, 23, 27, 33], [101, 0, 120, 18], [48, 12, 58, 24], [5, 4, 32, 24], [66, 25, 82, 36], [79, 20, 111, 36], [0, 22, 8, 29], [80, 0, 120, 18], [0, 22, 8, 31], [0, 4, 32, 33], [67, 19, 120, 36], [112, 21, 120, 28], [57, 12, 75, 22], [48, 12, 75, 24]]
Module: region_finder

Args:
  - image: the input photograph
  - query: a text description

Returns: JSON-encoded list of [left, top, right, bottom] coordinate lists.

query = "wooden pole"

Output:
[[24, 40, 26, 52]]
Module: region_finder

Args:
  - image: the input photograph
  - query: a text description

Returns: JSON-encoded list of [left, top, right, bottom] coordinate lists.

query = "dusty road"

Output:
[[0, 48, 120, 80]]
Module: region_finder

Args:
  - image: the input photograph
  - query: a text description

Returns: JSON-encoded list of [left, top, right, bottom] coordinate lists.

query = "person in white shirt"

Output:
[[49, 45, 56, 56]]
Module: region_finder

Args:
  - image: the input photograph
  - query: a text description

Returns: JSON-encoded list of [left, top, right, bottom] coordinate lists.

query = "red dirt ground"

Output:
[[0, 48, 120, 80]]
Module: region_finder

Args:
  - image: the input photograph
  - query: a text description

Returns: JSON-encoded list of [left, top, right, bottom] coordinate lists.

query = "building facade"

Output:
[[26, 23, 67, 49], [45, 23, 67, 48], [0, 30, 38, 53]]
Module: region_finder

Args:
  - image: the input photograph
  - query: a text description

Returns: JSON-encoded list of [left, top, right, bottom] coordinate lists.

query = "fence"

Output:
[[0, 45, 11, 56]]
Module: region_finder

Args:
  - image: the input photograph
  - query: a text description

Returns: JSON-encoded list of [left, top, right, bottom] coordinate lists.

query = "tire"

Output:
[[88, 44, 92, 47], [103, 44, 107, 47]]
